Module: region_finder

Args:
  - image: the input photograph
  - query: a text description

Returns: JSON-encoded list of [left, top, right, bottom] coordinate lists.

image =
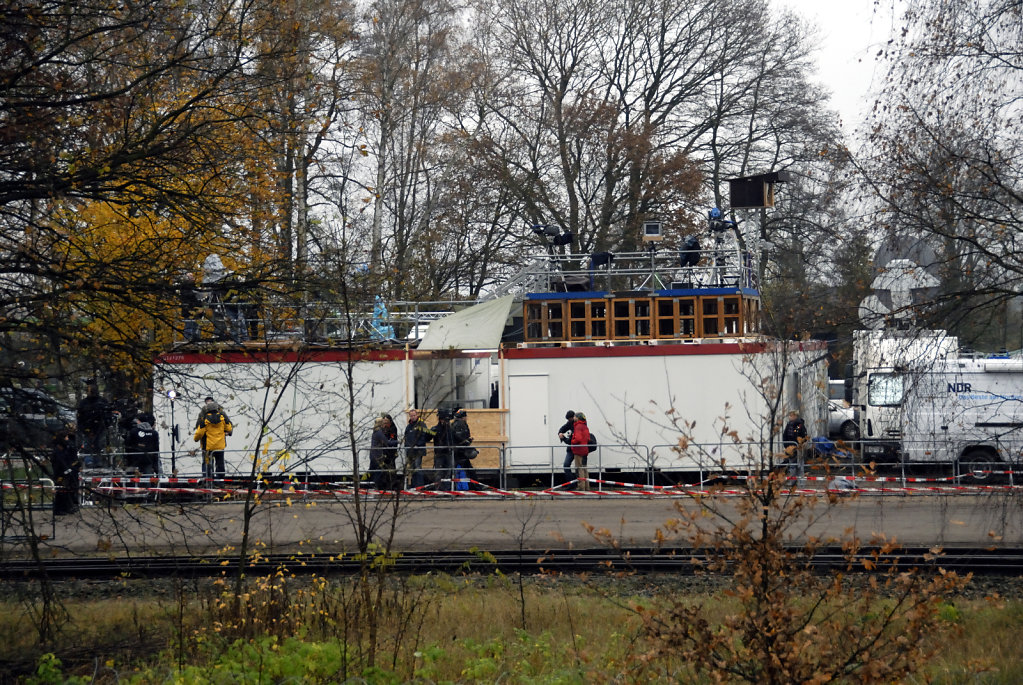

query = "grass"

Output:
[[915, 599, 1023, 684], [0, 574, 1020, 683]]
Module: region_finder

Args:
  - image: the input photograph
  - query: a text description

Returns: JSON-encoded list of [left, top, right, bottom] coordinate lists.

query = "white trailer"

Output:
[[502, 340, 827, 474], [849, 329, 1023, 465], [152, 338, 826, 479], [902, 358, 1023, 465], [152, 244, 828, 481]]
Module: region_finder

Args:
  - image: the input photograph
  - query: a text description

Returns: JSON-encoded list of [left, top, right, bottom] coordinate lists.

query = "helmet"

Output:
[[575, 412, 586, 421], [709, 207, 722, 220], [454, 408, 467, 419]]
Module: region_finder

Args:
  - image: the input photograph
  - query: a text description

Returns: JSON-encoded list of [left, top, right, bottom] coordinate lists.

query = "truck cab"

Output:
[[847, 328, 957, 462]]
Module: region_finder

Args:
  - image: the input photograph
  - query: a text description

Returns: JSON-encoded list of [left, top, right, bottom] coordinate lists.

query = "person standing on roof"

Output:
[[194, 401, 233, 480], [569, 412, 591, 491], [178, 272, 202, 342]]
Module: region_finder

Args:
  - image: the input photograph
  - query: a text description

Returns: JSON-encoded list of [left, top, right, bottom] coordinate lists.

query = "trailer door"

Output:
[[506, 374, 551, 467]]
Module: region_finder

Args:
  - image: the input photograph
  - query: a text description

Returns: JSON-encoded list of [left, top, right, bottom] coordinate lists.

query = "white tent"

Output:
[[417, 295, 515, 351]]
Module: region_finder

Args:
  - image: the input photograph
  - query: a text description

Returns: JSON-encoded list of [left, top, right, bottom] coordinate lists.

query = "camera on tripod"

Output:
[[531, 224, 573, 247]]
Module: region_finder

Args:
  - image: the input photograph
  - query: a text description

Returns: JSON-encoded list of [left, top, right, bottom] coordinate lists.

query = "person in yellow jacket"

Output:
[[194, 402, 233, 480]]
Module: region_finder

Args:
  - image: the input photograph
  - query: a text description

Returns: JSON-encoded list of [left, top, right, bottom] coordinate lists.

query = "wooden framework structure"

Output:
[[523, 289, 761, 343]]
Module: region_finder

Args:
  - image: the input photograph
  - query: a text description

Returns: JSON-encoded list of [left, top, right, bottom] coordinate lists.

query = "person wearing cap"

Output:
[[569, 412, 591, 491], [193, 400, 233, 480], [557, 410, 576, 486], [195, 396, 231, 432], [194, 396, 232, 458]]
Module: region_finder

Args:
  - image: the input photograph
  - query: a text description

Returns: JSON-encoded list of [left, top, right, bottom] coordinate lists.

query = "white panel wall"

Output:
[[504, 346, 826, 471], [153, 359, 405, 477]]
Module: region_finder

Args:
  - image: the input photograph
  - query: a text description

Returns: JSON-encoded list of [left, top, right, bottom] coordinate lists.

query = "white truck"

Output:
[[848, 328, 1023, 467]]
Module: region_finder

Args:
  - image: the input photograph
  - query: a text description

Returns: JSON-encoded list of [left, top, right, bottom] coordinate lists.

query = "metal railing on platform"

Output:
[[27, 436, 1023, 503]]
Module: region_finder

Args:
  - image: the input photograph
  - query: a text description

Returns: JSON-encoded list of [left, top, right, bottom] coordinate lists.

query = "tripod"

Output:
[[638, 244, 666, 290]]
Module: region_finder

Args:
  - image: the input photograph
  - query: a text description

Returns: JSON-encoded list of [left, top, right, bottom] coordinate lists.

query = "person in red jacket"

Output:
[[569, 412, 591, 491]]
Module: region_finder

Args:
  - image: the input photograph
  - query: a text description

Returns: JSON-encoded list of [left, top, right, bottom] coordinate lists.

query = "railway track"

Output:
[[2, 546, 1021, 580]]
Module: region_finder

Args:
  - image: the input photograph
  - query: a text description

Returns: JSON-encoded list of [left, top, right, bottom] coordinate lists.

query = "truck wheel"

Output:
[[959, 449, 995, 481], [839, 421, 860, 442]]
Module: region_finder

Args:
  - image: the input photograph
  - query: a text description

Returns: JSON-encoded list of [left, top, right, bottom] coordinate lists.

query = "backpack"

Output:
[[451, 418, 471, 446], [587, 433, 597, 454], [135, 423, 159, 452]]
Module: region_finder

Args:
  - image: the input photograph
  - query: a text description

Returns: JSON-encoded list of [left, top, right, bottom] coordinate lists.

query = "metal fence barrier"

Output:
[[36, 435, 1023, 502]]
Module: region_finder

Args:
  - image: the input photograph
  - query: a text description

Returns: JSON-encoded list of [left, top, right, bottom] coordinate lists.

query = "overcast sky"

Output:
[[778, 0, 898, 134]]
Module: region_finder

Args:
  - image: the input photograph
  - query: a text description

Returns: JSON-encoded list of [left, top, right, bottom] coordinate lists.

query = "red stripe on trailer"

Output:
[[155, 347, 496, 365], [155, 348, 410, 365], [504, 339, 827, 360]]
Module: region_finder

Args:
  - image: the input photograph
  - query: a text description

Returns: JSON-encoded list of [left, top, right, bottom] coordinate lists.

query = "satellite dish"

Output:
[[871, 258, 940, 320], [874, 234, 940, 278], [858, 294, 888, 329]]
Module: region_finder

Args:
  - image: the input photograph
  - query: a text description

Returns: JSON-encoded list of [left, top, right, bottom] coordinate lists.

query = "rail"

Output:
[[484, 246, 758, 297], [37, 440, 1023, 503], [171, 245, 758, 346], [1, 545, 1019, 580]]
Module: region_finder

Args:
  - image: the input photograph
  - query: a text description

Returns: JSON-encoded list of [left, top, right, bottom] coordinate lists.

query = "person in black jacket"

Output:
[[179, 272, 202, 342], [782, 411, 807, 455], [369, 414, 399, 490], [557, 410, 576, 485], [451, 408, 475, 490], [125, 412, 160, 474], [782, 411, 808, 476], [77, 384, 111, 467], [431, 408, 455, 491], [49, 430, 81, 515], [403, 408, 434, 488]]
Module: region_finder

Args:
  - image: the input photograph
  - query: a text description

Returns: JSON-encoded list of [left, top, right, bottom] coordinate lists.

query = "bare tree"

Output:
[[859, 0, 1023, 348], [241, 0, 359, 276], [355, 0, 461, 295]]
